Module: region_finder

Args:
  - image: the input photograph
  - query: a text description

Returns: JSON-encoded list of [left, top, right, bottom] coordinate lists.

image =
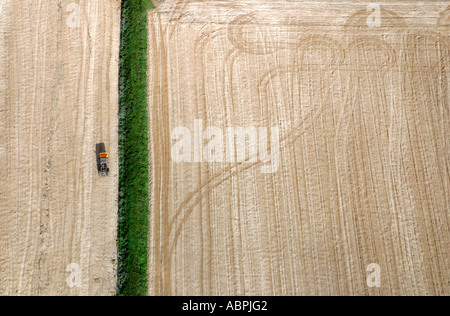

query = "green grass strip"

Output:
[[118, 0, 154, 296]]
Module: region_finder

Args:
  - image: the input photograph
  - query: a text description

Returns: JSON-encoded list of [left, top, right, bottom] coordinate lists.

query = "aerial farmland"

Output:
[[0, 0, 448, 297]]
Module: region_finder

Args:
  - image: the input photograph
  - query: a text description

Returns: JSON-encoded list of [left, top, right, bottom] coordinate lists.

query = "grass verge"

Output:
[[118, 0, 154, 296]]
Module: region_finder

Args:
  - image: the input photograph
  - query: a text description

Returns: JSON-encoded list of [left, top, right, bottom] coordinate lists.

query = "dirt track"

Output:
[[148, 0, 449, 296], [0, 0, 120, 295]]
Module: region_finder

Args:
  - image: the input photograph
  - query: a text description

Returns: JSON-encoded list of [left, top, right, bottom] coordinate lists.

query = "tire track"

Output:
[[149, 0, 450, 296], [0, 0, 120, 295]]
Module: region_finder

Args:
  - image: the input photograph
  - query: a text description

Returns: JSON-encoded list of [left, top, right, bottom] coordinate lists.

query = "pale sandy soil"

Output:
[[148, 0, 449, 296], [0, 0, 120, 296]]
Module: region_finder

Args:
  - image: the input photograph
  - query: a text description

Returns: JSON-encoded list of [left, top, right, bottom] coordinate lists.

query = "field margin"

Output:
[[118, 0, 154, 296]]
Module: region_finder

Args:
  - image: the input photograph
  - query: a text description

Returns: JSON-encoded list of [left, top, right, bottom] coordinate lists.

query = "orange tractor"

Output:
[[98, 152, 110, 177]]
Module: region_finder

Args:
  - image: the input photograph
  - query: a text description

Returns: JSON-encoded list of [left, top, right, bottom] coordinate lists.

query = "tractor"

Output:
[[95, 143, 109, 177], [98, 152, 110, 177], [96, 143, 110, 177]]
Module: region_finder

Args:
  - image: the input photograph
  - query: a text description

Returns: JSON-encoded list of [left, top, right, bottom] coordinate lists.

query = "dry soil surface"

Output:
[[0, 0, 120, 295], [148, 0, 449, 296]]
